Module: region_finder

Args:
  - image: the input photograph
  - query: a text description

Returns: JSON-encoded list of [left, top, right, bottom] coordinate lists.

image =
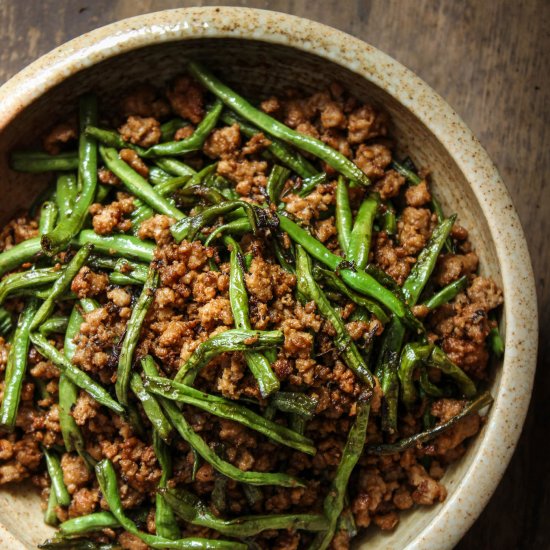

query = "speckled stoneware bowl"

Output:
[[0, 7, 537, 549]]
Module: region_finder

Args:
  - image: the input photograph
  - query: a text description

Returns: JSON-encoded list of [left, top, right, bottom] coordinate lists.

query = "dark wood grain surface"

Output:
[[0, 1, 548, 548]]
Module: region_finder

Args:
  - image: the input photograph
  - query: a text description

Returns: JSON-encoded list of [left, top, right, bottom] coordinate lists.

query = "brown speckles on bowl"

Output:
[[0, 7, 538, 550]]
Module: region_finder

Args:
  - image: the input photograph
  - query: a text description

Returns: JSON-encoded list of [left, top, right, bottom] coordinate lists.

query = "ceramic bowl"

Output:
[[0, 7, 537, 549]]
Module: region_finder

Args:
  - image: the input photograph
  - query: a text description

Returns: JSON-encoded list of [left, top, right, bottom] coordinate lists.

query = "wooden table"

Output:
[[0, 1, 547, 547]]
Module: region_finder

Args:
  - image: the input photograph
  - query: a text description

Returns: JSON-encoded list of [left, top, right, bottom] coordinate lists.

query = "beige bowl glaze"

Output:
[[0, 7, 537, 549]]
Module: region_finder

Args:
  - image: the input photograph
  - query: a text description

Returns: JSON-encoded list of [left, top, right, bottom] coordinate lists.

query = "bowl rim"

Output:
[[0, 7, 538, 549]]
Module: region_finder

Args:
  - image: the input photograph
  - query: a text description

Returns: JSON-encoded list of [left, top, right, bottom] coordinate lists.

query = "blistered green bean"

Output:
[[96, 459, 245, 549], [161, 487, 325, 537], [335, 176, 352, 254], [189, 62, 370, 186], [30, 332, 124, 414], [158, 399, 303, 488], [144, 376, 314, 455], [226, 236, 279, 397], [366, 392, 493, 455], [42, 94, 98, 256], [296, 246, 375, 391], [173, 329, 283, 385], [308, 400, 370, 550], [11, 151, 79, 173], [116, 266, 159, 405], [0, 299, 39, 429], [31, 244, 93, 330]]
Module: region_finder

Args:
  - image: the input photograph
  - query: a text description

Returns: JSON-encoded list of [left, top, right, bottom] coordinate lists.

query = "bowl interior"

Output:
[[0, 38, 502, 549]]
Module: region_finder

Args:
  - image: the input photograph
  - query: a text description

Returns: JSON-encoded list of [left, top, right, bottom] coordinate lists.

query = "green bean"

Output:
[[130, 371, 172, 442], [153, 431, 180, 539], [313, 266, 389, 323], [290, 414, 306, 435], [10, 151, 79, 173], [189, 62, 370, 186], [398, 343, 433, 408], [204, 173, 239, 200], [114, 259, 149, 283], [347, 194, 379, 270], [39, 201, 59, 234], [183, 163, 218, 189], [42, 94, 98, 256], [79, 298, 99, 314], [364, 264, 404, 296], [116, 266, 159, 405], [390, 159, 422, 185], [59, 511, 120, 535], [308, 399, 370, 550], [158, 398, 303, 488], [0, 299, 39, 429], [298, 172, 328, 198], [73, 230, 154, 262], [203, 218, 252, 246], [154, 158, 197, 178], [160, 118, 189, 141], [38, 315, 69, 336], [429, 346, 476, 397], [382, 200, 397, 235], [30, 332, 124, 414], [56, 173, 78, 217], [84, 126, 146, 155], [171, 200, 257, 243], [374, 317, 406, 433], [99, 146, 184, 220], [266, 165, 290, 205], [401, 216, 456, 305], [109, 272, 141, 286], [31, 244, 93, 330], [335, 176, 352, 254], [144, 376, 314, 455], [33, 288, 77, 302], [176, 185, 226, 207], [96, 459, 244, 549], [398, 343, 476, 408], [173, 329, 283, 385], [161, 487, 325, 537], [87, 255, 118, 271], [0, 238, 43, 278], [423, 276, 468, 310], [269, 392, 318, 418], [0, 267, 60, 304], [226, 236, 279, 397], [277, 213, 410, 322], [58, 372, 85, 455], [150, 166, 175, 185], [211, 475, 228, 512], [488, 319, 505, 358], [43, 448, 71, 506], [296, 246, 375, 391], [0, 307, 14, 336], [271, 236, 296, 274], [366, 392, 493, 455], [144, 100, 223, 157], [419, 369, 444, 397], [132, 176, 191, 230], [44, 488, 58, 526], [221, 112, 317, 179]]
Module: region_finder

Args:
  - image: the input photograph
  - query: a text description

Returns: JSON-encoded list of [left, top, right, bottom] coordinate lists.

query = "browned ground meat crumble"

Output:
[[0, 76, 503, 549]]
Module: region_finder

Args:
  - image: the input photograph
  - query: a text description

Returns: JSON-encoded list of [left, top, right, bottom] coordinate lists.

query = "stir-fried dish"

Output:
[[0, 62, 503, 549]]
